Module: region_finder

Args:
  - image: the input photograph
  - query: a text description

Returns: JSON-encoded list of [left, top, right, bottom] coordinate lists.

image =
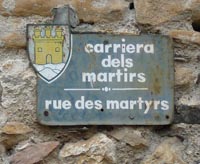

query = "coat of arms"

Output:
[[27, 25, 71, 83]]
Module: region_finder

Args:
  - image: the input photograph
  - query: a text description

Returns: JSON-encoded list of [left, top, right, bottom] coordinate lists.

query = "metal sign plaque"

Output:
[[27, 25, 174, 125]]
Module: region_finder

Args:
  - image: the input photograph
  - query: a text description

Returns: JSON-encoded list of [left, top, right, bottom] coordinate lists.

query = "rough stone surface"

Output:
[[1, 32, 26, 48], [0, 15, 51, 49], [73, 0, 129, 23], [109, 127, 148, 148], [178, 90, 200, 107], [1, 122, 32, 134], [134, 0, 200, 26], [0, 0, 71, 16], [174, 105, 200, 123], [0, 134, 28, 150], [0, 112, 7, 127], [10, 141, 59, 164], [175, 65, 196, 88], [59, 133, 116, 164], [135, 0, 185, 25], [0, 0, 128, 23], [169, 30, 200, 45], [1, 0, 15, 12], [142, 137, 186, 164]]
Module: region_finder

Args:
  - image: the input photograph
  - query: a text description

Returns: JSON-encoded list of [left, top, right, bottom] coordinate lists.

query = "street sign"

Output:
[[27, 24, 174, 125]]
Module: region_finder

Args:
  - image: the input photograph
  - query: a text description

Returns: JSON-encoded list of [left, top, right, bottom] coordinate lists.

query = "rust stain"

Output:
[[88, 52, 97, 72], [150, 99, 154, 108], [152, 77, 161, 94], [84, 43, 97, 71], [150, 65, 162, 95], [154, 114, 160, 121]]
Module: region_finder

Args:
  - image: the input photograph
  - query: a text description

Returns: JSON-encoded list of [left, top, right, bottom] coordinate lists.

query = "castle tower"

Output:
[[33, 26, 64, 65], [56, 27, 62, 38], [34, 28, 41, 38], [45, 26, 51, 38]]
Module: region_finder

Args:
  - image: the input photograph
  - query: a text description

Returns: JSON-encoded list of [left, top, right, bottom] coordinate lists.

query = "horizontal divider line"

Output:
[[64, 88, 101, 91], [112, 88, 148, 90], [64, 88, 148, 91]]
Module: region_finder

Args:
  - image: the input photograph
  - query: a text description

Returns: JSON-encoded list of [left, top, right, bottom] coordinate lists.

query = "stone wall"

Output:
[[0, 0, 200, 164]]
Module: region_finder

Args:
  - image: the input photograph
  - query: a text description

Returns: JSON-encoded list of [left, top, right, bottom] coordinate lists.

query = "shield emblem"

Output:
[[27, 25, 71, 83]]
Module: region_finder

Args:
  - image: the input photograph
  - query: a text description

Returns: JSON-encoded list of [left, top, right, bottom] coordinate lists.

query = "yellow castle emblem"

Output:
[[33, 26, 64, 65]]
